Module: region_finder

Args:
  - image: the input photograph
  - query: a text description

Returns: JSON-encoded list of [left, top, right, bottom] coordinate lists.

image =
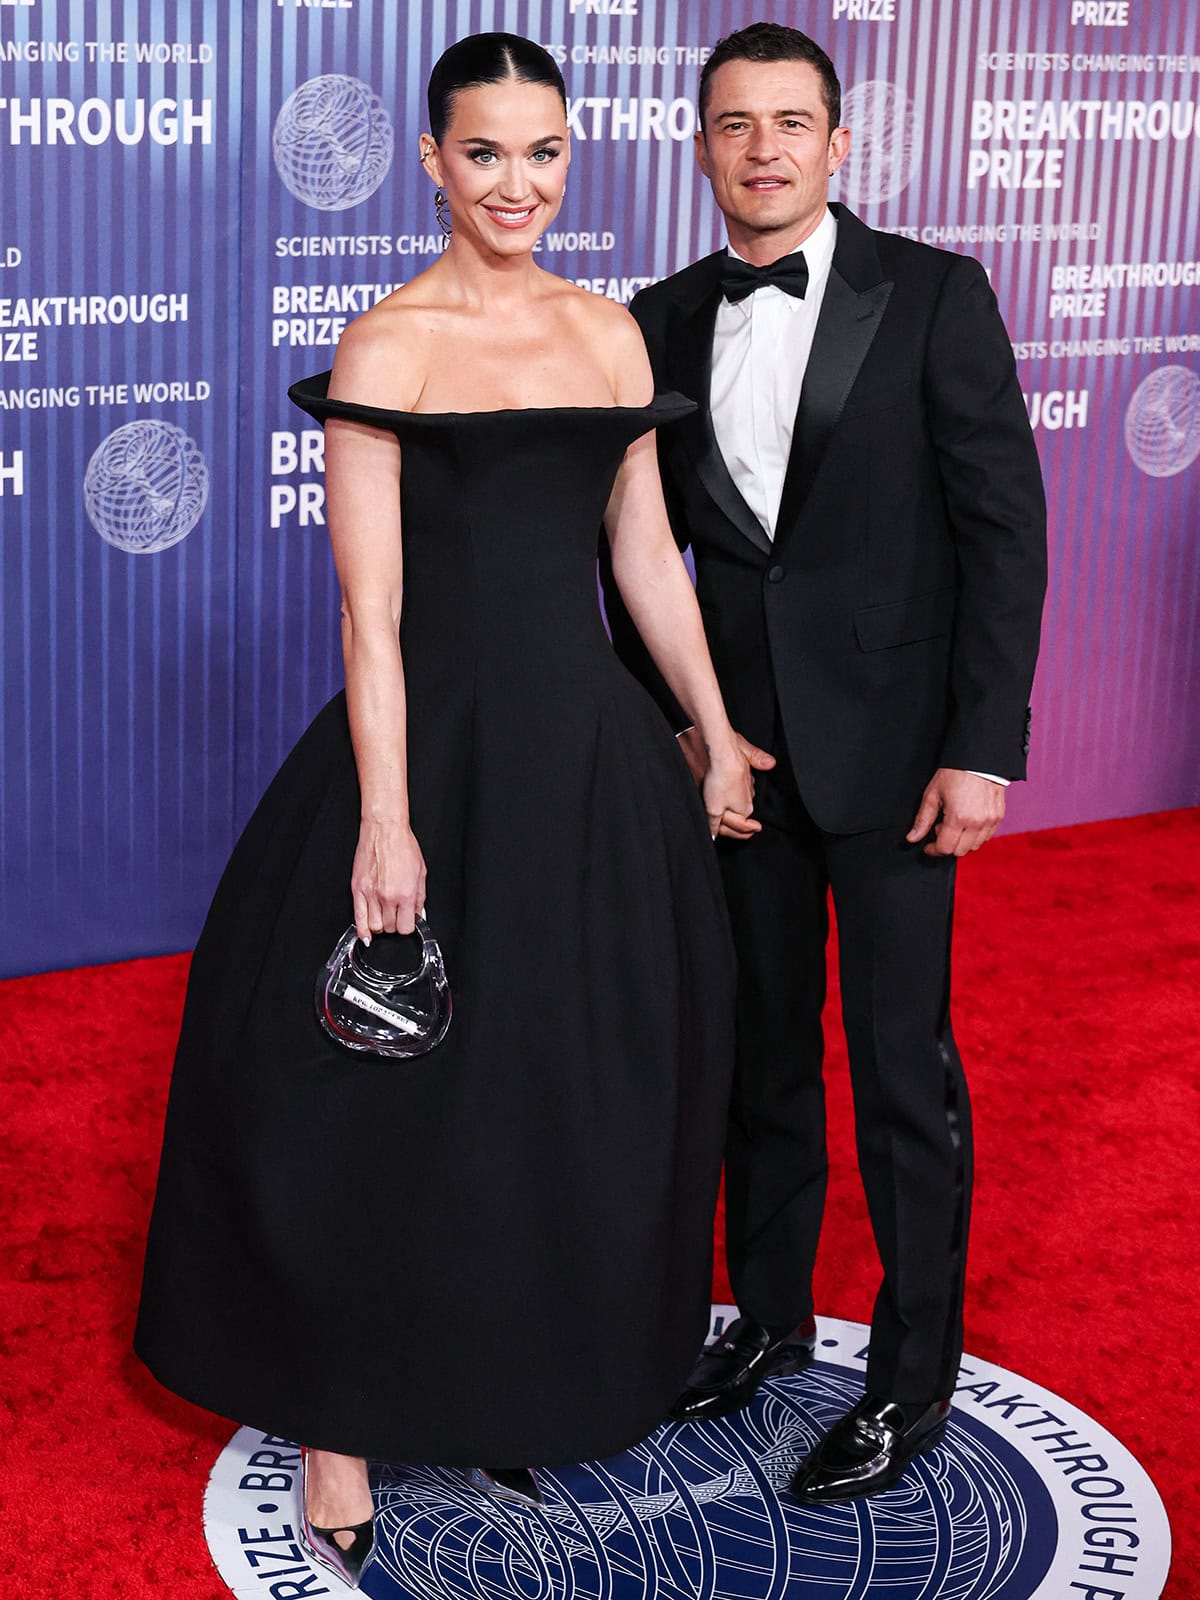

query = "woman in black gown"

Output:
[[136, 32, 762, 1589]]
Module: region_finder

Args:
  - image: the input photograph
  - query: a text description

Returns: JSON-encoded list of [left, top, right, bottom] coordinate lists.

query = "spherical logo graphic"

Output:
[[837, 80, 923, 205], [84, 420, 209, 554], [1124, 365, 1200, 477], [203, 1313, 1171, 1599], [273, 74, 394, 211]]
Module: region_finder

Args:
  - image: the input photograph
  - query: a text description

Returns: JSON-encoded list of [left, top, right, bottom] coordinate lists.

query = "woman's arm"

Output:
[[325, 320, 427, 938], [601, 314, 760, 838]]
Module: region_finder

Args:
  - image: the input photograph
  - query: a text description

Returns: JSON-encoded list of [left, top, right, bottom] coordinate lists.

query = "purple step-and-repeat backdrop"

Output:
[[1, 0, 1198, 977]]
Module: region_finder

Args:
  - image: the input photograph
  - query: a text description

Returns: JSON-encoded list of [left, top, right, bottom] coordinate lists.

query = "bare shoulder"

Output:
[[328, 287, 438, 412], [553, 280, 653, 404], [557, 278, 639, 340]]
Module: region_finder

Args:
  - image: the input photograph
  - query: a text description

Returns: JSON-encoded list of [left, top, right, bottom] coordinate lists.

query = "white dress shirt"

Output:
[[707, 209, 1007, 788], [710, 207, 837, 539]]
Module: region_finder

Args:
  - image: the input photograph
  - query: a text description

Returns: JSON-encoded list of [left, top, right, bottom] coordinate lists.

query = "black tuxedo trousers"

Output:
[[720, 726, 971, 1404]]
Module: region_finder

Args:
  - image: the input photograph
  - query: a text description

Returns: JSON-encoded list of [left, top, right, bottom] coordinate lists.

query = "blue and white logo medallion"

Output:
[[204, 1312, 1170, 1598], [273, 74, 395, 212], [836, 81, 923, 205], [1125, 365, 1200, 477], [84, 420, 209, 554]]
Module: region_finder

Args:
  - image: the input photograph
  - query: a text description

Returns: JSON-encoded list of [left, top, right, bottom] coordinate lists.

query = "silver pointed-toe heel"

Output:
[[300, 1448, 377, 1589], [467, 1465, 543, 1508]]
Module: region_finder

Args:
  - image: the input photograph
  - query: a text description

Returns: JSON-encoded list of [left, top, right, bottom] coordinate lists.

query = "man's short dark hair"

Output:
[[698, 22, 841, 135]]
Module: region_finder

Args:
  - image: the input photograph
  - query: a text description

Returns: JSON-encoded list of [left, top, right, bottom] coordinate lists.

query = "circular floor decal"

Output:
[[204, 1311, 1171, 1599]]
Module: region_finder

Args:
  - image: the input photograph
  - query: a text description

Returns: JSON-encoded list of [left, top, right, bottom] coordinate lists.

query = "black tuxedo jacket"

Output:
[[605, 203, 1048, 835]]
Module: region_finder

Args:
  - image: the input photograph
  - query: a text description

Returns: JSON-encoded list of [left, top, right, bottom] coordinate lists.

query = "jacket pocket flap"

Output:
[[854, 588, 955, 652]]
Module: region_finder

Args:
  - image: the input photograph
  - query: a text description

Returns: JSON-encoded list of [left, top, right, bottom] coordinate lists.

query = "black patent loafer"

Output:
[[789, 1394, 951, 1502], [669, 1314, 817, 1423], [467, 1466, 543, 1508]]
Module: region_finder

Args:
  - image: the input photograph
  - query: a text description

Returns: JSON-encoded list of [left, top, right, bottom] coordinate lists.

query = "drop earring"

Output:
[[434, 188, 451, 238]]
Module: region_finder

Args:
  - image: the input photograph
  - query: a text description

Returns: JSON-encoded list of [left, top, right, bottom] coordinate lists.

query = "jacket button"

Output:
[[767, 565, 785, 584]]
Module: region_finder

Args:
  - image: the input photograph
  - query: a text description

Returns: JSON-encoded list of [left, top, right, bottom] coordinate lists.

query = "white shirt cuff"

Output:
[[968, 771, 1010, 786]]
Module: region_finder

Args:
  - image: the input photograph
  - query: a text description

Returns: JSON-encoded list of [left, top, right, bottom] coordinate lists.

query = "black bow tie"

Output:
[[720, 252, 809, 304]]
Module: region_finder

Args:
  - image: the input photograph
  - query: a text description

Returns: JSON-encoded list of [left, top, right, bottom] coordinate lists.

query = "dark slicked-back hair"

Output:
[[427, 31, 567, 143], [698, 22, 841, 134]]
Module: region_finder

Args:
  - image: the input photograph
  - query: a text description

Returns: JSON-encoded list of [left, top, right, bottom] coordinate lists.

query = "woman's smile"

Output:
[[482, 201, 540, 227]]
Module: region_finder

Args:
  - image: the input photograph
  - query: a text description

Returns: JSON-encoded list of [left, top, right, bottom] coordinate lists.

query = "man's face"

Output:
[[695, 58, 850, 245]]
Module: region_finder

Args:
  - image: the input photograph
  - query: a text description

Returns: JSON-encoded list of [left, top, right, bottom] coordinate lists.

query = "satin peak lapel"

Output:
[[774, 268, 893, 545], [670, 294, 774, 558]]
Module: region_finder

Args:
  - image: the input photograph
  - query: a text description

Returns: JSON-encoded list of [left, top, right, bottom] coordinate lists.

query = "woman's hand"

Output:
[[682, 729, 775, 841], [679, 727, 776, 789], [701, 742, 762, 841], [351, 817, 427, 941]]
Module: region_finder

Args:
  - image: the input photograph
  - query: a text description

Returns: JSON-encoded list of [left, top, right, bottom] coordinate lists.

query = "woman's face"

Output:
[[422, 79, 570, 256]]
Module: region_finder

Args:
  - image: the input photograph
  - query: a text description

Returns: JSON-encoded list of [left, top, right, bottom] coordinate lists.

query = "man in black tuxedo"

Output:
[[602, 23, 1047, 1501]]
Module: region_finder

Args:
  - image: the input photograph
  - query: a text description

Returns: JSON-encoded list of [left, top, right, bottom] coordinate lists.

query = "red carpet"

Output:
[[1, 807, 1196, 1597]]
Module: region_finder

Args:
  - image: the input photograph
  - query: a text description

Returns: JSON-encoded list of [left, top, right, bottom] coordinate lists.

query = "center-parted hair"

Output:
[[698, 23, 841, 135], [427, 32, 567, 143]]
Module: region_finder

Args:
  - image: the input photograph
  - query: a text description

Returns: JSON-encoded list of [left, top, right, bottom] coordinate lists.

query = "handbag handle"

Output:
[[348, 916, 440, 990]]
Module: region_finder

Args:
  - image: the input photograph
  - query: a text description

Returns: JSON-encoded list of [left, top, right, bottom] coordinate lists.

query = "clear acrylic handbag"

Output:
[[315, 917, 452, 1059]]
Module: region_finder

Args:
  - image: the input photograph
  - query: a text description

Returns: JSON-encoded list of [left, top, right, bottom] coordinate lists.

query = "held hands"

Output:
[[351, 817, 427, 942], [907, 768, 1006, 857], [679, 727, 777, 841]]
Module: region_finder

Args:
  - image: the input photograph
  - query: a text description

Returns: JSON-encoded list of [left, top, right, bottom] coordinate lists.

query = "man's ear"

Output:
[[827, 124, 851, 178], [693, 127, 712, 179]]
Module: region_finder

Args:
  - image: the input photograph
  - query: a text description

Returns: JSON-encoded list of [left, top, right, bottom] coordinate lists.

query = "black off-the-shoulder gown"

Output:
[[135, 376, 735, 1467]]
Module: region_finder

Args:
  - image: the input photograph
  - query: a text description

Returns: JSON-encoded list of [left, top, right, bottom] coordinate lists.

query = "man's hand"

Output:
[[678, 727, 776, 790], [907, 768, 1006, 856]]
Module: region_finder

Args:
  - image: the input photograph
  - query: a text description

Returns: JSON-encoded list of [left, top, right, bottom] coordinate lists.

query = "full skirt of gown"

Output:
[[134, 378, 735, 1466]]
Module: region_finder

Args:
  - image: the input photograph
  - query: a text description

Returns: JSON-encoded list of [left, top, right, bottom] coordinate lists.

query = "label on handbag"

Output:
[[341, 983, 421, 1035]]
